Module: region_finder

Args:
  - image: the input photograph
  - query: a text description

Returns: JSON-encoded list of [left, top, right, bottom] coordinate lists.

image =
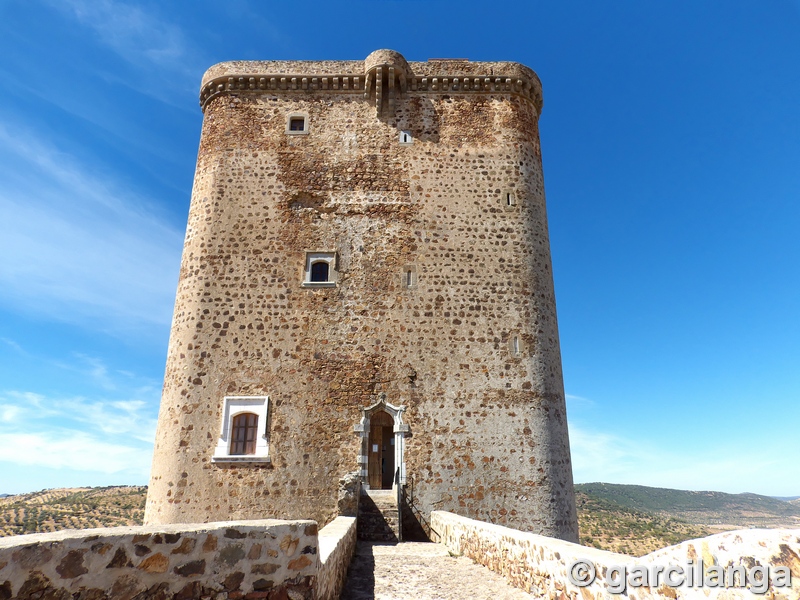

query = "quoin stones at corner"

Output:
[[145, 49, 579, 543]]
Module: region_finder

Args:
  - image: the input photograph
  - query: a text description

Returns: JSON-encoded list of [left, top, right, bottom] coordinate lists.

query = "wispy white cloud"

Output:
[[0, 431, 151, 476], [0, 404, 22, 424], [568, 422, 648, 482], [565, 393, 595, 407], [33, 0, 208, 110], [568, 420, 800, 496], [0, 388, 156, 432], [73, 354, 118, 391], [0, 120, 183, 333], [0, 392, 51, 419], [55, 395, 158, 444], [0, 120, 170, 223], [1, 338, 28, 356], [46, 0, 198, 78], [0, 358, 158, 486]]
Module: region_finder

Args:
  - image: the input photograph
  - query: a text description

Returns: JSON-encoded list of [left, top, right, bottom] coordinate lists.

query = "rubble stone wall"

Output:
[[315, 517, 357, 600], [431, 511, 800, 599], [0, 520, 319, 600]]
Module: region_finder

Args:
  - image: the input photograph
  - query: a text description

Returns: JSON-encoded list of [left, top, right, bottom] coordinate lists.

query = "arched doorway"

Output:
[[368, 411, 395, 489], [355, 395, 408, 491]]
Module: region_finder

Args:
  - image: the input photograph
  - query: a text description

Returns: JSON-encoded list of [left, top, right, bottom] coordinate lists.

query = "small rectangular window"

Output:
[[401, 265, 416, 288], [399, 130, 413, 145], [303, 251, 337, 287], [509, 335, 523, 357], [286, 114, 309, 135]]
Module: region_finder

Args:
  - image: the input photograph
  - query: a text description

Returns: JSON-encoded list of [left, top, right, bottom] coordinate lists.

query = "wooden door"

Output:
[[368, 411, 393, 489], [381, 424, 395, 489]]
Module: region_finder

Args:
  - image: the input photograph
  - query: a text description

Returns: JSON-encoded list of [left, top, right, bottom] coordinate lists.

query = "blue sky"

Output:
[[0, 1, 798, 496]]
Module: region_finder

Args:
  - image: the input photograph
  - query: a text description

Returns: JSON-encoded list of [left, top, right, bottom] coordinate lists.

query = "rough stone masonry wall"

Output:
[[431, 511, 800, 599], [146, 51, 578, 542], [315, 517, 357, 600], [0, 520, 318, 600]]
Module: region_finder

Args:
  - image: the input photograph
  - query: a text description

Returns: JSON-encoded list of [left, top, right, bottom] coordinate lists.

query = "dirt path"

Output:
[[340, 541, 533, 599]]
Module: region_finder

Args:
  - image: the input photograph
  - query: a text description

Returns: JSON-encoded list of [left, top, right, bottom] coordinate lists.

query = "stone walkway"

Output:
[[340, 541, 533, 599]]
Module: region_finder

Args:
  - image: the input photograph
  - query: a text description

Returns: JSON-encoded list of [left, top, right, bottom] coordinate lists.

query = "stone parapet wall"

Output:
[[199, 54, 543, 112], [0, 520, 319, 599], [431, 511, 800, 598], [431, 510, 627, 597], [315, 517, 356, 600]]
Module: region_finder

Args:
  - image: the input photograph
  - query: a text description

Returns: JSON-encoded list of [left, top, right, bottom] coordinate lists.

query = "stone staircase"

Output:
[[357, 489, 400, 542]]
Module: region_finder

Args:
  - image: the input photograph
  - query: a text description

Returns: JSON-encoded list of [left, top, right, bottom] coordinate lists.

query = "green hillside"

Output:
[[575, 489, 709, 556], [576, 482, 800, 528]]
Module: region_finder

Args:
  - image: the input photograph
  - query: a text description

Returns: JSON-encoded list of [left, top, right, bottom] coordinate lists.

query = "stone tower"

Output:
[[145, 49, 578, 542]]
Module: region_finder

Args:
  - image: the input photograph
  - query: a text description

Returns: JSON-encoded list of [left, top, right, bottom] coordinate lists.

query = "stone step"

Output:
[[359, 516, 397, 525], [360, 519, 398, 528], [366, 498, 395, 505], [360, 514, 397, 523], [358, 489, 401, 542]]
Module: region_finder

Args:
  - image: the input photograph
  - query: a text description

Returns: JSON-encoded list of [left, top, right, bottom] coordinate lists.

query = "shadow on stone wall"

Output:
[[400, 491, 430, 542]]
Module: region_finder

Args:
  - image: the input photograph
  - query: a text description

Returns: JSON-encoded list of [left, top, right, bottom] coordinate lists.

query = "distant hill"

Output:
[[0, 486, 146, 537], [575, 487, 710, 556], [2, 483, 798, 558], [576, 482, 800, 530]]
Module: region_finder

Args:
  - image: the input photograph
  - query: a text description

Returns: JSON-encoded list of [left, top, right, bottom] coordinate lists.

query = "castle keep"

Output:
[[145, 49, 578, 542]]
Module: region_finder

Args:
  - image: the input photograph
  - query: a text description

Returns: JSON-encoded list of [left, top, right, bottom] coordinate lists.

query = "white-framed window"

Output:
[[286, 113, 309, 135], [399, 130, 413, 145], [212, 396, 270, 463], [302, 251, 337, 287]]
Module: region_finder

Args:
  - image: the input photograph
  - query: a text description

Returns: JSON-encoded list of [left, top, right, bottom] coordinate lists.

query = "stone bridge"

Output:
[[1, 512, 798, 599]]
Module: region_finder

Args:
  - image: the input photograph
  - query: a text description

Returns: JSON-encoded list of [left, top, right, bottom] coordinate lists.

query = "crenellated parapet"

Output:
[[199, 49, 544, 115]]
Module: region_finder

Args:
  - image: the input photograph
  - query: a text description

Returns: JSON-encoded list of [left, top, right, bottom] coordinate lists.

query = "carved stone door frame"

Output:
[[354, 393, 409, 490]]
